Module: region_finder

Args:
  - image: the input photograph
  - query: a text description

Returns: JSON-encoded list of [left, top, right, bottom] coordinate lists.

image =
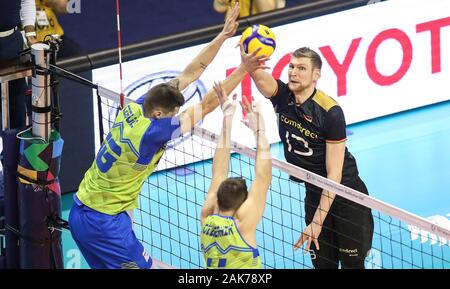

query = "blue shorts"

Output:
[[68, 195, 152, 269]]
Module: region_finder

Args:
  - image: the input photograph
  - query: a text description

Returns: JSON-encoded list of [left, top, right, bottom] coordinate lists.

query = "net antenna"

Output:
[[115, 0, 125, 109]]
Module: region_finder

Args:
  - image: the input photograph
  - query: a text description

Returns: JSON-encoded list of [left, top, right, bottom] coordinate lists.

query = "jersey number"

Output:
[[285, 131, 313, 156], [96, 133, 122, 173]]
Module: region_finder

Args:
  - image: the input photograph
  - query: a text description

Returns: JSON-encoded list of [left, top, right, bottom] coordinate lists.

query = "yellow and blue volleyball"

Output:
[[240, 24, 276, 57]]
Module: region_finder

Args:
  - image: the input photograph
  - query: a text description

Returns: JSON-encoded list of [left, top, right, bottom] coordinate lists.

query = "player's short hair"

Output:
[[217, 177, 248, 211], [144, 83, 185, 114], [293, 47, 322, 70]]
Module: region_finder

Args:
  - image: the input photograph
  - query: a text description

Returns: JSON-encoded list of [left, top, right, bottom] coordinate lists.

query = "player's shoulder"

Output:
[[312, 89, 340, 112]]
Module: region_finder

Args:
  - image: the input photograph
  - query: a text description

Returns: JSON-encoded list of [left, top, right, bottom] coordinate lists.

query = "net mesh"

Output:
[[96, 95, 450, 269]]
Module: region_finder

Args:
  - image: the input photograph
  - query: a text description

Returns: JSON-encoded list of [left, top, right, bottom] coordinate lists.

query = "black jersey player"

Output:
[[246, 47, 374, 269]]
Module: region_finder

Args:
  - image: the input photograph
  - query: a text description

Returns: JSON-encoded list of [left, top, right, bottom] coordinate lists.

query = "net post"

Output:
[[31, 43, 51, 142]]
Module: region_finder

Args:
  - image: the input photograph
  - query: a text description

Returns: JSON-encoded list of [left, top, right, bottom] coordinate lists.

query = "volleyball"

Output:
[[240, 24, 276, 57]]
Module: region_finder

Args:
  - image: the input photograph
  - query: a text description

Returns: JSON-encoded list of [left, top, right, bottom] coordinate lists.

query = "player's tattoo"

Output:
[[200, 62, 207, 69], [167, 78, 180, 90]]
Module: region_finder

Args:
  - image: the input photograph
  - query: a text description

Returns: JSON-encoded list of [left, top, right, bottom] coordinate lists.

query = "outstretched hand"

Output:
[[214, 81, 237, 117], [239, 96, 264, 133], [239, 44, 270, 73], [294, 222, 322, 254], [220, 1, 240, 38]]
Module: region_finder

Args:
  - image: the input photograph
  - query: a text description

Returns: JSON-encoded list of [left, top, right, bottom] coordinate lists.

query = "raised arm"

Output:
[[235, 97, 272, 229], [201, 82, 236, 224], [169, 2, 240, 92], [179, 45, 269, 135], [240, 44, 278, 98]]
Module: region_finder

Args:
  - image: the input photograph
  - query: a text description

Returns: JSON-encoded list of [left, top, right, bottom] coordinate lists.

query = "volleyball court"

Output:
[[96, 92, 450, 269]]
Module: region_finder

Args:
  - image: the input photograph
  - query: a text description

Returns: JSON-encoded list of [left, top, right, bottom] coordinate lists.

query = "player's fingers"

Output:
[[294, 234, 305, 250], [304, 237, 312, 254], [258, 56, 270, 63], [213, 81, 220, 94], [241, 95, 249, 108], [217, 81, 223, 90], [314, 239, 320, 251], [230, 2, 240, 20], [240, 119, 249, 128], [293, 240, 301, 250], [239, 43, 245, 53], [241, 102, 250, 114], [214, 82, 226, 104], [256, 54, 269, 60], [239, 100, 246, 112], [250, 47, 262, 57], [218, 82, 227, 96]]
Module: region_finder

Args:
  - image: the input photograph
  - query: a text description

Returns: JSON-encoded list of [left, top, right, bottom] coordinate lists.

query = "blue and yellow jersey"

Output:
[[77, 96, 181, 215], [201, 214, 262, 269]]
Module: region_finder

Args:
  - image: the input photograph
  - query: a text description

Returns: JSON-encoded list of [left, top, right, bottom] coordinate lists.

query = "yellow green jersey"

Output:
[[201, 214, 262, 269], [77, 96, 181, 215]]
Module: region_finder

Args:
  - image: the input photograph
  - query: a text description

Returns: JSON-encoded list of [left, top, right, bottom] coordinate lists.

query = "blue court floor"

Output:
[[61, 100, 450, 269]]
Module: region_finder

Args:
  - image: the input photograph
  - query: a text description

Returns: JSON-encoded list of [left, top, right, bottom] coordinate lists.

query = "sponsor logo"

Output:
[[407, 214, 450, 246], [280, 115, 318, 140], [339, 248, 359, 257]]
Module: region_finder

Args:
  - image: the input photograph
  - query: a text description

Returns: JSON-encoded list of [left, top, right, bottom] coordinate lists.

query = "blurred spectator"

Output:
[[0, 0, 37, 197], [35, 0, 82, 58], [213, 0, 285, 19], [0, 0, 36, 130]]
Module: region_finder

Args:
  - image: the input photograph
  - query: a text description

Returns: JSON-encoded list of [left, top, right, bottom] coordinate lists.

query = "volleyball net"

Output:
[[96, 94, 450, 269]]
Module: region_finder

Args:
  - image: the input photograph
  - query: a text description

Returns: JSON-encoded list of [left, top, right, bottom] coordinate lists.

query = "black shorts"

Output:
[[304, 177, 374, 269]]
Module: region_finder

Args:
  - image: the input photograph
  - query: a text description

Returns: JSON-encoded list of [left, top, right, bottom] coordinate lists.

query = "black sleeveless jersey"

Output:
[[270, 80, 359, 185]]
